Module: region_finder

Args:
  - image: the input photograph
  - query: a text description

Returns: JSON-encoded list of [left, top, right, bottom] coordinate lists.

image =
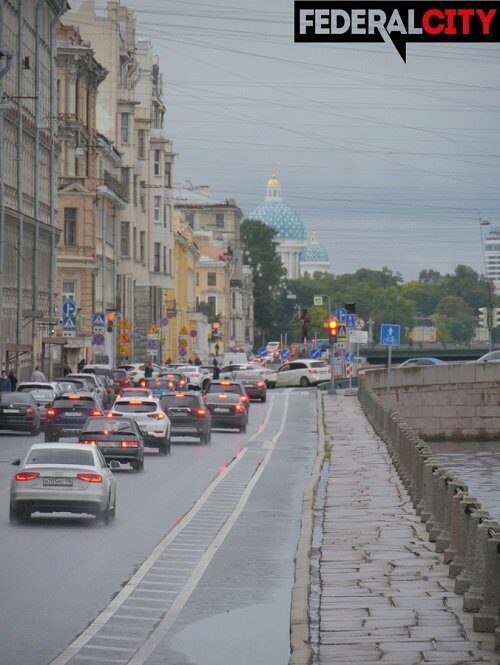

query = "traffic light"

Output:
[[345, 302, 356, 314], [327, 318, 338, 341], [478, 307, 488, 329], [107, 312, 116, 333], [493, 308, 500, 329]]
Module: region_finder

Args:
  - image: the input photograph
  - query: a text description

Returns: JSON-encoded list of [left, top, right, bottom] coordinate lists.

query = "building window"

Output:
[[169, 248, 172, 273], [64, 208, 77, 246], [154, 243, 161, 272], [62, 281, 75, 306], [140, 231, 145, 264], [216, 213, 224, 228], [138, 129, 146, 159], [120, 113, 130, 144], [196, 272, 199, 287], [164, 161, 171, 187], [154, 149, 161, 176], [120, 221, 130, 257], [154, 196, 161, 222], [133, 227, 137, 260], [207, 272, 216, 286], [185, 212, 194, 228], [207, 296, 217, 317], [163, 247, 166, 273]]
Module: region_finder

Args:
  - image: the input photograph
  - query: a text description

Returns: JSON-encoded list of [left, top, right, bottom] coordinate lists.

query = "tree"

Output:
[[433, 295, 476, 344]]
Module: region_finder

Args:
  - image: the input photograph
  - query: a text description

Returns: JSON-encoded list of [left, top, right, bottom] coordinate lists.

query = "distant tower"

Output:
[[484, 226, 500, 294], [300, 229, 331, 275]]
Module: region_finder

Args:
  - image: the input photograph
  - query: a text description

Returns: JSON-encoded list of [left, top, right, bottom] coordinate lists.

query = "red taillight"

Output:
[[81, 439, 97, 446], [15, 471, 40, 481], [25, 407, 35, 415], [235, 405, 245, 413], [46, 408, 56, 417], [241, 395, 249, 402], [76, 473, 102, 483], [257, 381, 265, 387], [121, 440, 139, 448], [308, 369, 319, 375], [195, 408, 206, 416], [147, 412, 165, 420], [87, 409, 103, 416], [107, 412, 120, 418], [139, 380, 146, 387]]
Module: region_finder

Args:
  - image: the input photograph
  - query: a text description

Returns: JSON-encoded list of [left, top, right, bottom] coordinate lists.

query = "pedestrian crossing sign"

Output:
[[337, 324, 348, 341]]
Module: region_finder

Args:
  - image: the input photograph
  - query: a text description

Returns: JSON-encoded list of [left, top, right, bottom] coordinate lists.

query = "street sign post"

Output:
[[62, 300, 77, 317], [335, 307, 347, 321], [380, 324, 401, 393], [280, 348, 290, 360], [311, 348, 320, 359]]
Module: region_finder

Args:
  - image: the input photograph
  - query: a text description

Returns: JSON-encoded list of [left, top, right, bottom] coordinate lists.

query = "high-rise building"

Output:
[[483, 227, 500, 294]]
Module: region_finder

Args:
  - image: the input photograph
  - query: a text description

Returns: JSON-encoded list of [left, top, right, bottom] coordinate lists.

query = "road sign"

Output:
[[92, 312, 105, 327], [345, 351, 354, 361], [280, 348, 290, 360], [335, 307, 347, 321], [350, 330, 368, 344], [92, 333, 105, 346], [345, 314, 356, 329], [147, 339, 158, 350], [62, 316, 77, 331], [179, 346, 187, 357], [119, 318, 131, 330], [258, 346, 267, 357], [337, 324, 348, 342], [147, 349, 158, 356], [118, 332, 130, 345], [179, 326, 188, 335], [311, 348, 320, 359], [179, 339, 188, 349], [313, 295, 323, 306], [62, 300, 77, 317], [190, 329, 197, 337], [380, 324, 401, 346], [345, 362, 353, 378], [148, 324, 160, 335], [356, 317, 365, 330], [118, 344, 130, 357], [160, 317, 169, 327]]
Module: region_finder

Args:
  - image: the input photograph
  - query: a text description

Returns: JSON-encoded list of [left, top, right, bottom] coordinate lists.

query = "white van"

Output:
[[222, 352, 248, 366]]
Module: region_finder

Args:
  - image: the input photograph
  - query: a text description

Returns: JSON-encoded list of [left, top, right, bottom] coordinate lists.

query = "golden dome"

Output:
[[267, 171, 281, 188]]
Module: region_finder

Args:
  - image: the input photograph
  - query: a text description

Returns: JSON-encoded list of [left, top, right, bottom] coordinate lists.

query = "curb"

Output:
[[289, 390, 326, 665]]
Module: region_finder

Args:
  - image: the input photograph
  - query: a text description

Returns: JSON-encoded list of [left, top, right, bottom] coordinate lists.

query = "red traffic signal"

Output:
[[327, 319, 338, 339]]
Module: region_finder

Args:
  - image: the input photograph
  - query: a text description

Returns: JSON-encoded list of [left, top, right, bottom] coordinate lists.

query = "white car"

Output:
[[175, 366, 210, 390], [118, 363, 163, 384], [65, 373, 105, 406], [110, 397, 171, 455], [275, 359, 330, 388], [9, 443, 117, 524]]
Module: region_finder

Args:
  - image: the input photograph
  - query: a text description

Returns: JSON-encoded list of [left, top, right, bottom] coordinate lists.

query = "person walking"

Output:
[[212, 359, 220, 380], [144, 361, 153, 378], [194, 356, 202, 366], [0, 370, 12, 392], [31, 366, 46, 382], [7, 369, 18, 391], [77, 358, 86, 372], [63, 361, 72, 376]]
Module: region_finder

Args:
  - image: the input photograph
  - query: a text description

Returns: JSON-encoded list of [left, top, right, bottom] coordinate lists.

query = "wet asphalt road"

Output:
[[0, 388, 318, 665]]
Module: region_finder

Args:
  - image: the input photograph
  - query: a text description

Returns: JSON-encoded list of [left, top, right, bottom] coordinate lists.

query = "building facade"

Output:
[[0, 0, 68, 376], [483, 227, 500, 295]]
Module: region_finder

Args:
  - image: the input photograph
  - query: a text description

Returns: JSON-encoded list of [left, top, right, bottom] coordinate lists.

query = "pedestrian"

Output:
[[212, 360, 220, 380], [166, 357, 172, 365], [408, 337, 414, 350], [31, 365, 46, 382], [188, 357, 194, 365], [7, 369, 18, 391], [77, 358, 86, 372], [63, 361, 72, 376], [144, 361, 153, 378], [214, 343, 220, 357], [194, 356, 202, 366], [0, 370, 12, 392]]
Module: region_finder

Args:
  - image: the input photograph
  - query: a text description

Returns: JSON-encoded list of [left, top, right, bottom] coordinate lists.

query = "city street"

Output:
[[0, 388, 318, 665]]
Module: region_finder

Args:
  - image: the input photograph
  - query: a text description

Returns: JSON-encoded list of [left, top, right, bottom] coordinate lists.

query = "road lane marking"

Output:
[[248, 393, 275, 441]]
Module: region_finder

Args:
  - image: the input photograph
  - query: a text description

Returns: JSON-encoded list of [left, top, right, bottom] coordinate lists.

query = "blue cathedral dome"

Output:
[[247, 173, 307, 241], [300, 240, 329, 263]]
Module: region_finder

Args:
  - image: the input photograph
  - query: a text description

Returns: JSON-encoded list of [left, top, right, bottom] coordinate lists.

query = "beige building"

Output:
[[196, 244, 232, 357], [0, 0, 68, 376]]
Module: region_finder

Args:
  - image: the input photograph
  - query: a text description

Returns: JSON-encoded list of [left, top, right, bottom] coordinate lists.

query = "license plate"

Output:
[[64, 412, 81, 417], [43, 478, 73, 487], [173, 412, 188, 417], [3, 409, 20, 414], [214, 408, 229, 413], [99, 441, 119, 447]]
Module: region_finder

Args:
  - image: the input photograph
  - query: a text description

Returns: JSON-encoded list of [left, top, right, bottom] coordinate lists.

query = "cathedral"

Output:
[[248, 172, 330, 278]]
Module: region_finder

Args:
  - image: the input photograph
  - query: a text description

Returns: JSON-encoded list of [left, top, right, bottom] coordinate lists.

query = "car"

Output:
[[65, 373, 105, 405], [230, 371, 267, 402], [79, 416, 144, 471], [9, 443, 117, 523], [219, 363, 257, 379], [205, 380, 250, 410], [256, 367, 277, 388], [174, 366, 210, 390], [81, 365, 114, 381], [16, 382, 60, 423], [118, 387, 153, 399], [112, 368, 133, 393], [141, 374, 187, 395], [80, 366, 116, 407], [0, 392, 41, 435], [204, 392, 248, 432], [399, 357, 446, 367], [44, 393, 104, 441], [160, 392, 212, 444], [118, 363, 163, 384], [275, 359, 330, 387], [474, 351, 500, 363], [52, 377, 94, 394], [109, 398, 171, 455]]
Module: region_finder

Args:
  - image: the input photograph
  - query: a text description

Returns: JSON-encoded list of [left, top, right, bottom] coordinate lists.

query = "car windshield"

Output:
[[232, 372, 258, 380], [311, 362, 328, 368], [114, 401, 157, 413], [23, 388, 54, 401], [26, 449, 95, 466], [113, 370, 127, 379], [83, 418, 135, 434], [144, 378, 177, 388], [161, 395, 200, 408], [53, 397, 95, 408]]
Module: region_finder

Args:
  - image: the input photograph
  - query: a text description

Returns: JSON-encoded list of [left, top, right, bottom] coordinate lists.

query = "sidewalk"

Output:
[[317, 393, 499, 665]]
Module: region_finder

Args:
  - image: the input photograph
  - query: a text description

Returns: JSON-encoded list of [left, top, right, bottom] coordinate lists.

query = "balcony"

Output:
[[103, 171, 129, 204]]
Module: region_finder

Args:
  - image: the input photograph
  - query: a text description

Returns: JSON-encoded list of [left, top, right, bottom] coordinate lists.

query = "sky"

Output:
[[72, 0, 500, 280]]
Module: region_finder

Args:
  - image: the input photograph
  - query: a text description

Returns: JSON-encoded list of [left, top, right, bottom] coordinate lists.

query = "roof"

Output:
[[247, 201, 307, 240]]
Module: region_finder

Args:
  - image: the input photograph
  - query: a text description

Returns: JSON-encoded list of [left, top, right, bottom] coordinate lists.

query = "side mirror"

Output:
[[11, 459, 21, 466], [108, 460, 120, 470]]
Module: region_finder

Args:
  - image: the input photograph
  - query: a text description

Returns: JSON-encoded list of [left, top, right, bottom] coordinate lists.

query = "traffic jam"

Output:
[[2, 347, 332, 526]]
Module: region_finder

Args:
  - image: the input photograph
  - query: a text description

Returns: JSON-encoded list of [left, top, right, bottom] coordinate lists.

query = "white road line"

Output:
[[127, 390, 292, 665], [248, 392, 275, 442], [50, 447, 249, 665]]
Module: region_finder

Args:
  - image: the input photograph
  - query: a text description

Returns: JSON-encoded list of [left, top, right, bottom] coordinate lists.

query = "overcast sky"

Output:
[[74, 0, 500, 280]]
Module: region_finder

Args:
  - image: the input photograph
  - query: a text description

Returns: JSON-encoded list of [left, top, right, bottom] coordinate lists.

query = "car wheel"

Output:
[[261, 394, 266, 402], [131, 459, 140, 472], [110, 498, 116, 520], [138, 457, 144, 471], [97, 498, 111, 525], [299, 377, 310, 387], [159, 437, 170, 455], [9, 505, 28, 524], [240, 423, 247, 433]]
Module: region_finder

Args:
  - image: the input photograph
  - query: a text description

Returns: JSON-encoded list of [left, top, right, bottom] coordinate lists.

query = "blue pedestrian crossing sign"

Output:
[[62, 300, 77, 317], [380, 324, 400, 346], [258, 346, 268, 357], [93, 312, 106, 327], [311, 348, 320, 359], [280, 348, 290, 360], [62, 316, 77, 331], [345, 314, 356, 329]]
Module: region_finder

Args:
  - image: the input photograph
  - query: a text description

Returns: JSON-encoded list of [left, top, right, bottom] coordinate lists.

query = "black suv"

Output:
[[44, 393, 103, 441], [160, 392, 212, 444], [79, 416, 145, 471]]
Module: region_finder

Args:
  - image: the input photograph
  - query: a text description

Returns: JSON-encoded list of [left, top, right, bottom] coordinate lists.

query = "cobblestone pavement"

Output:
[[318, 394, 499, 665]]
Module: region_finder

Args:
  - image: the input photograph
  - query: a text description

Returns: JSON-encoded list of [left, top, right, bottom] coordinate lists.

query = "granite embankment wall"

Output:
[[364, 362, 500, 441]]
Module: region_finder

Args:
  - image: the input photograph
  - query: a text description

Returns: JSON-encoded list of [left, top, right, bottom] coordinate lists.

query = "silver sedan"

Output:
[[10, 443, 117, 524]]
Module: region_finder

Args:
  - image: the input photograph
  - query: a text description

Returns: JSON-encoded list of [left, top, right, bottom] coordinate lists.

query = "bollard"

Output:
[[421, 462, 438, 524], [437, 479, 467, 554], [415, 446, 431, 516], [472, 533, 500, 632], [495, 625, 500, 652], [455, 509, 491, 595], [428, 468, 448, 542], [464, 520, 500, 612], [447, 495, 478, 576]]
